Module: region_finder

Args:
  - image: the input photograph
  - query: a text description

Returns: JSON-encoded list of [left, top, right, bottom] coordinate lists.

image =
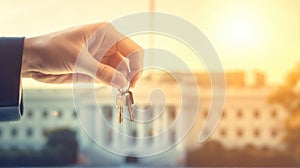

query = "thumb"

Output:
[[96, 63, 128, 88]]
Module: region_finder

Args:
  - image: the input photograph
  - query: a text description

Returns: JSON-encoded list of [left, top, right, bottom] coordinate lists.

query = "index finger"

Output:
[[117, 37, 144, 87]]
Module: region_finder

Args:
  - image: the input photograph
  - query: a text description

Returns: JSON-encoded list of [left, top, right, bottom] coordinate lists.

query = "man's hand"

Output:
[[21, 22, 143, 88]]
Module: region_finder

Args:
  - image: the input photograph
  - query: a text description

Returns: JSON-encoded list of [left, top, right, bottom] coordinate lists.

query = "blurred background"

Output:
[[0, 0, 299, 166]]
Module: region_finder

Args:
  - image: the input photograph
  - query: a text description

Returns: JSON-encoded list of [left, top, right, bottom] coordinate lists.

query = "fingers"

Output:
[[79, 23, 143, 88], [108, 52, 129, 77], [32, 69, 128, 89], [96, 63, 128, 88], [32, 71, 127, 88], [75, 47, 128, 88], [117, 37, 144, 87], [32, 73, 94, 84], [127, 50, 143, 88]]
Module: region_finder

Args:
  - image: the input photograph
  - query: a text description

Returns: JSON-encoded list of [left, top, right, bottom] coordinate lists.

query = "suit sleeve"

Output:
[[0, 37, 24, 121]]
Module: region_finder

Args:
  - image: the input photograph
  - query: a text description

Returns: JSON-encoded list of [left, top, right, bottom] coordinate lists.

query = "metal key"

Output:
[[118, 106, 123, 123], [128, 91, 134, 104], [125, 91, 135, 122], [116, 94, 126, 123]]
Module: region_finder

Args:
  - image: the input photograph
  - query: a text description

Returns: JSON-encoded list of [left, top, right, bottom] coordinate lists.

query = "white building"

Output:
[[0, 71, 288, 166]]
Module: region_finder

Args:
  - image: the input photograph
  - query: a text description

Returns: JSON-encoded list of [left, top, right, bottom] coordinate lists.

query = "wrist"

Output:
[[22, 37, 39, 77]]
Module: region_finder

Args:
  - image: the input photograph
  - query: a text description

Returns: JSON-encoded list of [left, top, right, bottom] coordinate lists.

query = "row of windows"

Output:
[[0, 127, 79, 139], [0, 127, 34, 138], [203, 109, 280, 119], [102, 127, 279, 146], [105, 106, 279, 120], [25, 106, 281, 121], [25, 109, 77, 119], [218, 128, 280, 138], [102, 105, 177, 121], [104, 128, 176, 146], [1, 127, 279, 144]]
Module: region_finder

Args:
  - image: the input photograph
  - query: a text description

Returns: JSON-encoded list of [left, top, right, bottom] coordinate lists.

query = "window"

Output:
[[125, 155, 139, 164], [168, 105, 176, 120], [169, 130, 176, 144], [106, 129, 112, 145], [148, 129, 153, 145], [236, 128, 244, 138], [271, 129, 278, 137], [27, 109, 33, 118], [42, 110, 48, 118], [203, 109, 208, 117], [11, 127, 18, 137], [236, 109, 243, 118], [253, 128, 260, 138], [220, 128, 227, 137], [131, 130, 137, 145], [26, 128, 33, 137], [42, 129, 47, 137], [253, 109, 260, 119], [72, 110, 77, 118], [271, 109, 277, 118], [102, 105, 113, 121], [222, 109, 226, 118]]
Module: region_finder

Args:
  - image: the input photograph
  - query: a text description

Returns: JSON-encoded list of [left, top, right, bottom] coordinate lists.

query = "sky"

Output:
[[0, 0, 299, 88]]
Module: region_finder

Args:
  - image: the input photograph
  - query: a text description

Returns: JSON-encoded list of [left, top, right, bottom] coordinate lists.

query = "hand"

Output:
[[21, 22, 143, 88]]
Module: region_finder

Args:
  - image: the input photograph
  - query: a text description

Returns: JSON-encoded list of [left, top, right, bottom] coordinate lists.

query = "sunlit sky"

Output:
[[0, 0, 299, 88]]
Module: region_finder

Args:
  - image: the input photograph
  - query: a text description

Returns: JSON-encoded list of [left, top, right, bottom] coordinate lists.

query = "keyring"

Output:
[[118, 81, 130, 93]]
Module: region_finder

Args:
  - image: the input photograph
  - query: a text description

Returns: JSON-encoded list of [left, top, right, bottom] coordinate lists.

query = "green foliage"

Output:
[[0, 127, 78, 166], [268, 63, 300, 164], [269, 63, 300, 113]]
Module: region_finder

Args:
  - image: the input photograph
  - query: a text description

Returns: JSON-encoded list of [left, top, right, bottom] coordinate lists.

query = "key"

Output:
[[118, 106, 123, 123], [128, 91, 134, 104], [116, 94, 126, 106], [125, 91, 135, 122], [116, 94, 126, 123]]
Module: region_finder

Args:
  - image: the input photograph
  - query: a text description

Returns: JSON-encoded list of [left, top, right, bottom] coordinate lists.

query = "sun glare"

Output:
[[215, 14, 264, 50], [226, 20, 254, 44]]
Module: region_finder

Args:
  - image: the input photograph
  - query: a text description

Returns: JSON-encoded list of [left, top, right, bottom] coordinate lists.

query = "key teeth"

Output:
[[118, 106, 124, 123], [128, 106, 134, 122], [116, 89, 135, 123], [118, 108, 121, 123]]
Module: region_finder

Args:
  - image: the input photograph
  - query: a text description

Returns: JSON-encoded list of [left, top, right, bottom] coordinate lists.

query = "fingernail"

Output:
[[112, 74, 128, 88]]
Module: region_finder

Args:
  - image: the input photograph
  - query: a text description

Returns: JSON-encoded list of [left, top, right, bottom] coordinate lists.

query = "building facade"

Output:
[[0, 71, 288, 166]]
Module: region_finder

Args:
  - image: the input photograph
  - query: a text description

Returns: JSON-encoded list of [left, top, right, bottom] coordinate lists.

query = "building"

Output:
[[0, 71, 288, 166]]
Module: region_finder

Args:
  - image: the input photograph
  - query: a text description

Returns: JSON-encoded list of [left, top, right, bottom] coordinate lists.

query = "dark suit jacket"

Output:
[[0, 37, 24, 121]]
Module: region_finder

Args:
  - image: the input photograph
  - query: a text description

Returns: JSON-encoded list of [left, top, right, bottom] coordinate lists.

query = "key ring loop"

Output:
[[117, 81, 130, 93]]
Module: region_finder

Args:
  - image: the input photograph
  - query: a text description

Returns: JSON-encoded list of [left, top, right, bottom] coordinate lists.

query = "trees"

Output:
[[269, 63, 300, 164], [0, 128, 78, 166]]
